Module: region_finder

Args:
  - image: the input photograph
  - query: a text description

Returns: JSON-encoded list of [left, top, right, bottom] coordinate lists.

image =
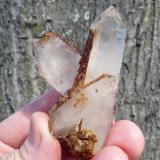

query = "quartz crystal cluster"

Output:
[[34, 6, 127, 160]]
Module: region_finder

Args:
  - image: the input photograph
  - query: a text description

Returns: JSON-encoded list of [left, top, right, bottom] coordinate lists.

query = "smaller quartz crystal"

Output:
[[34, 32, 81, 94]]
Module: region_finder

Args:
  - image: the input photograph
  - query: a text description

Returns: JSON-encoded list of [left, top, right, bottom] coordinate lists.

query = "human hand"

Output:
[[0, 89, 144, 160]]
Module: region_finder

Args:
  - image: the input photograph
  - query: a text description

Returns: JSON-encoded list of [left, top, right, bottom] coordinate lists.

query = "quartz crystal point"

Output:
[[84, 7, 127, 84], [34, 32, 81, 94], [35, 6, 127, 160]]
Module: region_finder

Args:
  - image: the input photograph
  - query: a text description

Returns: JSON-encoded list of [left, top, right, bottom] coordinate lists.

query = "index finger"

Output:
[[0, 88, 61, 148]]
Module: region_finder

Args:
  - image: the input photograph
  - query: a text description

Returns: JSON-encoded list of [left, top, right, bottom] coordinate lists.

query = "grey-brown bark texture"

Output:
[[0, 0, 159, 159]]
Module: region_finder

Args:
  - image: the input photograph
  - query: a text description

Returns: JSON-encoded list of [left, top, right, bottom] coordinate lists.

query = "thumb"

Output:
[[1, 112, 61, 160]]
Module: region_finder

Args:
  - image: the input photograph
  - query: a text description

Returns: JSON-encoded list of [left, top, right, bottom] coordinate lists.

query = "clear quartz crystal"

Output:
[[34, 32, 81, 94], [35, 6, 127, 160], [85, 6, 127, 83]]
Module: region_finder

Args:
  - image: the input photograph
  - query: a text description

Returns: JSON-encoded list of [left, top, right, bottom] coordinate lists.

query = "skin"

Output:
[[0, 89, 145, 160]]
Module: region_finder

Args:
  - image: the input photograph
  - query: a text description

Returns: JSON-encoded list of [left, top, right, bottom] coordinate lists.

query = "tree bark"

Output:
[[0, 0, 159, 159]]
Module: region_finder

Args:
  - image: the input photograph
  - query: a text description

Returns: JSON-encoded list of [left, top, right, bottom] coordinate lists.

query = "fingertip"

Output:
[[31, 111, 50, 122], [92, 146, 128, 160], [105, 120, 145, 159], [31, 112, 52, 140]]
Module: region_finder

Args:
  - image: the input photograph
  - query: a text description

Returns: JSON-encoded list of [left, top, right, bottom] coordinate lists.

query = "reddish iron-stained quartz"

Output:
[[35, 6, 127, 160]]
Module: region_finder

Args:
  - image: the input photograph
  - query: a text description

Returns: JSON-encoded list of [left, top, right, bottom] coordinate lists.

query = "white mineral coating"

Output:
[[34, 34, 81, 94]]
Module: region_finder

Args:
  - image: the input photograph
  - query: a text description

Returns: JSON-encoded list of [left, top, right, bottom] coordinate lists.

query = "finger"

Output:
[[0, 89, 61, 149], [105, 120, 145, 160], [24, 112, 61, 160], [92, 146, 128, 160], [0, 112, 61, 160], [0, 141, 14, 157]]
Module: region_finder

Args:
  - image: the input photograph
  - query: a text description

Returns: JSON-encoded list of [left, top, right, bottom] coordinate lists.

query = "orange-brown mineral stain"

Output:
[[41, 32, 57, 43], [73, 93, 88, 108], [65, 120, 97, 160]]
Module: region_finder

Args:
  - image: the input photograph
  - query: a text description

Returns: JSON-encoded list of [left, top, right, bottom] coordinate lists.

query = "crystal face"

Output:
[[35, 6, 127, 160], [34, 32, 81, 94], [85, 7, 127, 83]]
